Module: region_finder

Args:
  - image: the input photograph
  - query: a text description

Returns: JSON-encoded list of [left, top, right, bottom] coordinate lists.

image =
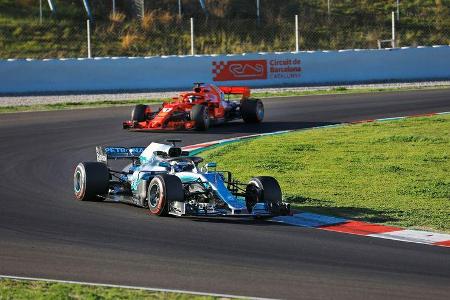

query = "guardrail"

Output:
[[1, 46, 449, 94]]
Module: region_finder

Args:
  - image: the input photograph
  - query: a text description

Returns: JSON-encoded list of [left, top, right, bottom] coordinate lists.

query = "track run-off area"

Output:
[[0, 89, 450, 299]]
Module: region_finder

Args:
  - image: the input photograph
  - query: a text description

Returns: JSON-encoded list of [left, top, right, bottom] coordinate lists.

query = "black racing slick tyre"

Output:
[[74, 162, 109, 201], [245, 176, 282, 214], [148, 175, 184, 216], [241, 99, 264, 123], [190, 104, 210, 131], [131, 104, 148, 122]]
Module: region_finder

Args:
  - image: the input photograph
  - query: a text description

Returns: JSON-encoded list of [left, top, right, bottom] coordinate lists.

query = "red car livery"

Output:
[[123, 83, 264, 131]]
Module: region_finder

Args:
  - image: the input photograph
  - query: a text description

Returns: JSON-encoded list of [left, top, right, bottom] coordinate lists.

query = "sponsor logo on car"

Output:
[[96, 153, 107, 162], [105, 147, 128, 154], [102, 147, 145, 158], [129, 147, 146, 156]]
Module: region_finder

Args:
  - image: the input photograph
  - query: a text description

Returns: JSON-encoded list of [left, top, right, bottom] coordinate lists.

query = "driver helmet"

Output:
[[188, 95, 196, 103], [174, 161, 194, 172]]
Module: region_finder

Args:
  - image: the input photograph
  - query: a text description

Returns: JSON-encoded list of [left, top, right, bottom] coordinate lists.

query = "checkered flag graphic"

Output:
[[212, 61, 227, 75]]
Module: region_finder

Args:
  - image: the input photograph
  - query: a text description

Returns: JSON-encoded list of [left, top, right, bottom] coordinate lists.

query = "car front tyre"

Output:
[[190, 104, 210, 131], [131, 104, 149, 122], [245, 176, 282, 214], [74, 162, 109, 201], [148, 174, 184, 216], [241, 99, 264, 123]]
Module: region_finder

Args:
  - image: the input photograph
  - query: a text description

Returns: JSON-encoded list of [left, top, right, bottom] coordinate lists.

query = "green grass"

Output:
[[0, 278, 220, 300], [1, 85, 449, 114], [201, 114, 450, 232]]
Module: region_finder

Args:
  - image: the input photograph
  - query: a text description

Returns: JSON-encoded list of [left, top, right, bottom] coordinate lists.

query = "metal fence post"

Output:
[[135, 0, 144, 20], [190, 17, 194, 55], [391, 11, 396, 48], [256, 0, 260, 25], [87, 19, 92, 58], [295, 15, 299, 52], [39, 0, 43, 24], [396, 0, 400, 21], [112, 0, 116, 14]]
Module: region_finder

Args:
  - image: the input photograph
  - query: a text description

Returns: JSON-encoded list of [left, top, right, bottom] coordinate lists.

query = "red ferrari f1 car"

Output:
[[123, 83, 264, 131]]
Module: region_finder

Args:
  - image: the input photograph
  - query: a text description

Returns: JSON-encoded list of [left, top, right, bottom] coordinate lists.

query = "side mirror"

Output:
[[206, 162, 217, 168], [202, 162, 217, 173]]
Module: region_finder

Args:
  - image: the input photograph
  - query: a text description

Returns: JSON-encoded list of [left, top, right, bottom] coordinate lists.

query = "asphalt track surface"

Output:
[[1, 89, 449, 299]]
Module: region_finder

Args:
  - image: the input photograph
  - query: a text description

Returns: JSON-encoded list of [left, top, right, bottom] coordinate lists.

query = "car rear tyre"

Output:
[[245, 176, 282, 214], [148, 174, 184, 216], [241, 99, 264, 123], [190, 104, 210, 131], [131, 104, 148, 122], [74, 162, 109, 201]]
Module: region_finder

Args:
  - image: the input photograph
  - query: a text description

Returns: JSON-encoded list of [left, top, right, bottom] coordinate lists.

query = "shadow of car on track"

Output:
[[98, 200, 293, 227], [186, 216, 294, 227]]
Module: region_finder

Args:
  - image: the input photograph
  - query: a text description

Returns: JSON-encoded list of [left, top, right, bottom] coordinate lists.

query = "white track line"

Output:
[[0, 275, 276, 300], [369, 230, 450, 245], [0, 274, 276, 300]]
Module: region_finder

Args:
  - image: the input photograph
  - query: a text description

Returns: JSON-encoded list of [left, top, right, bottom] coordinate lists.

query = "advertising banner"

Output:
[[1, 46, 449, 94]]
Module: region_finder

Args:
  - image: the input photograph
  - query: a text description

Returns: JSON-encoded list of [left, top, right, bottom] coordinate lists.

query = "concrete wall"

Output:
[[1, 46, 449, 94]]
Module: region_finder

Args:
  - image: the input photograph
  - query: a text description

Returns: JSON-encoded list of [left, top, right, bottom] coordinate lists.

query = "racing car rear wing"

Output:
[[219, 86, 250, 99], [96, 146, 145, 164]]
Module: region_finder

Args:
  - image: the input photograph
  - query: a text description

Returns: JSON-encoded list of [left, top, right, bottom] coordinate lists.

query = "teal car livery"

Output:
[[74, 140, 290, 217]]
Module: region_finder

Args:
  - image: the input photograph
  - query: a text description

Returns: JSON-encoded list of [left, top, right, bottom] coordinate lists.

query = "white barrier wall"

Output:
[[1, 46, 449, 94]]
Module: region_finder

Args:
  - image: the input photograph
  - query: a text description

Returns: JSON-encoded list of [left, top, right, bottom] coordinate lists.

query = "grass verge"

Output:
[[201, 114, 450, 232], [1, 85, 449, 114], [0, 99, 164, 114], [0, 278, 221, 300]]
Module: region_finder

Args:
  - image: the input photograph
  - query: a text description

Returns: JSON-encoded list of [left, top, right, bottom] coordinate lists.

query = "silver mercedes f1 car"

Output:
[[73, 140, 290, 217]]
